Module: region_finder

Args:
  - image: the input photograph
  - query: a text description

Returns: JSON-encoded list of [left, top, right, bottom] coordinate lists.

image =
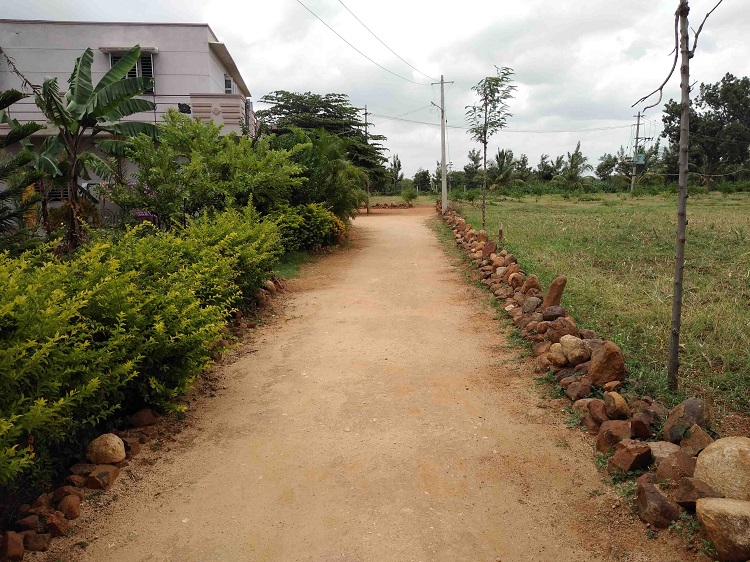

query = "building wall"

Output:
[[0, 21, 250, 132]]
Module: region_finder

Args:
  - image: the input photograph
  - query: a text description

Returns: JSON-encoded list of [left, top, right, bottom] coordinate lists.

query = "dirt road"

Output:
[[53, 208, 695, 562]]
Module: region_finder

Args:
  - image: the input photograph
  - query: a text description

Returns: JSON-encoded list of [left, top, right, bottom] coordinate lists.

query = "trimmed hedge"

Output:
[[272, 203, 346, 252]]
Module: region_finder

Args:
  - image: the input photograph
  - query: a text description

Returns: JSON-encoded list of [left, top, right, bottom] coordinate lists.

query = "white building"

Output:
[[0, 19, 255, 135]]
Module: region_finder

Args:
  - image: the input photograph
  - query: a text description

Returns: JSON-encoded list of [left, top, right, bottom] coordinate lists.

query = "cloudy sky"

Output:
[[5, 0, 748, 176]]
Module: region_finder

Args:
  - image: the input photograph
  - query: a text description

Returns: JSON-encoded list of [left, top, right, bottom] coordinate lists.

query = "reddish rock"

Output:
[[547, 344, 568, 368], [535, 354, 552, 373], [674, 477, 724, 509], [521, 296, 542, 314], [637, 477, 683, 528], [587, 399, 609, 424], [572, 398, 596, 415], [542, 306, 566, 321], [588, 341, 626, 386], [508, 272, 526, 290], [541, 275, 567, 309], [1, 531, 24, 561], [559, 335, 590, 366], [85, 464, 120, 490], [23, 532, 51, 552], [545, 317, 579, 344], [608, 439, 652, 475], [581, 414, 601, 435], [66, 475, 86, 487], [559, 375, 578, 388], [646, 401, 669, 421], [129, 408, 159, 427], [602, 381, 622, 392], [696, 498, 750, 562], [481, 241, 497, 260], [662, 398, 708, 443], [521, 274, 542, 295], [574, 361, 590, 374], [58, 495, 81, 520], [656, 450, 697, 485], [680, 424, 714, 457], [566, 379, 592, 401], [631, 413, 654, 439], [46, 511, 69, 537], [69, 462, 97, 476], [51, 485, 84, 503], [123, 436, 141, 457], [15, 514, 39, 531], [86, 433, 126, 464], [579, 329, 597, 339], [603, 392, 630, 420], [596, 420, 632, 453]]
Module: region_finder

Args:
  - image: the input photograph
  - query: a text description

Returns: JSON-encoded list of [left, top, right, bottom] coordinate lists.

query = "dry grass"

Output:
[[455, 191, 749, 423]]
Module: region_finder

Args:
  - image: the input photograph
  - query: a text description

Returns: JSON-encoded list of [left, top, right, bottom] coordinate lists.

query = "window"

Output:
[[110, 53, 155, 93], [224, 74, 234, 95]]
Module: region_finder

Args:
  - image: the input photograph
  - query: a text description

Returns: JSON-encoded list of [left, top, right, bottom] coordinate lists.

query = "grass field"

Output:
[[454, 192, 749, 421], [366, 194, 437, 207]]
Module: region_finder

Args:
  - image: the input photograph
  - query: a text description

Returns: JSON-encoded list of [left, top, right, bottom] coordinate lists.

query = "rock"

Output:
[[547, 343, 568, 368], [637, 476, 683, 528], [596, 420, 632, 453], [587, 399, 609, 424], [674, 478, 724, 509], [15, 514, 38, 531], [646, 401, 669, 421], [631, 413, 654, 439], [31, 493, 51, 512], [521, 274, 542, 295], [662, 398, 708, 444], [694, 437, 750, 501], [559, 375, 578, 388], [1, 531, 24, 561], [656, 450, 697, 485], [542, 306, 566, 321], [86, 433, 126, 465], [572, 398, 595, 416], [579, 329, 597, 339], [603, 392, 630, 420], [696, 498, 750, 562], [541, 275, 567, 309], [680, 424, 714, 456], [558, 335, 590, 366], [574, 361, 590, 374], [85, 464, 120, 490], [46, 511, 69, 537], [69, 462, 97, 476], [263, 279, 277, 294], [128, 408, 159, 427], [602, 381, 621, 392], [608, 439, 652, 475], [545, 317, 579, 344], [66, 475, 86, 488], [532, 341, 552, 357], [647, 441, 683, 465], [508, 272, 526, 290], [588, 342, 626, 386], [58, 495, 81, 520], [123, 436, 141, 457], [23, 532, 51, 552], [481, 241, 497, 260], [51, 485, 84, 503], [566, 379, 592, 401], [581, 414, 601, 435], [522, 297, 542, 314]]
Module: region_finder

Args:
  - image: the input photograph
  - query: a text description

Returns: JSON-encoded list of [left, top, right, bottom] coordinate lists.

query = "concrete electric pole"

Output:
[[431, 75, 453, 213], [630, 111, 642, 192]]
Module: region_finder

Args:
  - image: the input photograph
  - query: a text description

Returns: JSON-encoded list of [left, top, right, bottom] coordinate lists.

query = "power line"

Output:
[[336, 0, 438, 83], [372, 105, 433, 124], [295, 0, 429, 86]]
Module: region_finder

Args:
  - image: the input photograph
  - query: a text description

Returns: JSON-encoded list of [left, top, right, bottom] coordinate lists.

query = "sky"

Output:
[[4, 0, 749, 176]]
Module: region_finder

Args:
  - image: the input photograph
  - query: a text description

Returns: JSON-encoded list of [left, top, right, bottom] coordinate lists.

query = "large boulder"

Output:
[[696, 498, 750, 562], [662, 398, 708, 444], [587, 341, 626, 386], [86, 433, 126, 465], [559, 335, 590, 366], [694, 437, 750, 501]]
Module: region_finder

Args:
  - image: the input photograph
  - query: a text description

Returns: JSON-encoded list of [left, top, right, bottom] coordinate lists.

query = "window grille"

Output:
[[110, 53, 155, 93]]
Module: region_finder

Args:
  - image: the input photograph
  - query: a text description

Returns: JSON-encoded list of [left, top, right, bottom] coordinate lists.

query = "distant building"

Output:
[[0, 19, 255, 136]]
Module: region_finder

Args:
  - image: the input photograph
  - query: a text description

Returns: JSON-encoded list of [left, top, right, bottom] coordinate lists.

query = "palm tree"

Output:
[[491, 148, 516, 189], [34, 45, 159, 248], [552, 142, 594, 190]]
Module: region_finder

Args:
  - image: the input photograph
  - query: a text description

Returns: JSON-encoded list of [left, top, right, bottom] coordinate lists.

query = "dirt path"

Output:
[[50, 208, 695, 562]]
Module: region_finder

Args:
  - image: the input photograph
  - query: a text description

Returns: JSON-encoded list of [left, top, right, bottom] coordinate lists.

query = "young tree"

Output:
[[465, 66, 516, 228], [387, 154, 403, 194], [463, 148, 482, 191], [413, 168, 430, 192]]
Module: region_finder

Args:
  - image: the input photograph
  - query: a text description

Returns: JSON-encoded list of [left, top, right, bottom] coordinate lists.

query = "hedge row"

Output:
[[0, 203, 342, 500]]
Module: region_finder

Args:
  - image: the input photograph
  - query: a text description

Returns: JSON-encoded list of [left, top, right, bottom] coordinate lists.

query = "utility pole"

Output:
[[363, 105, 371, 213], [630, 111, 642, 192], [431, 75, 453, 213]]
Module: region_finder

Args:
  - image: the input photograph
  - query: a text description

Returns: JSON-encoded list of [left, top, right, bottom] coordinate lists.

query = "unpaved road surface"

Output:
[[47, 208, 697, 562]]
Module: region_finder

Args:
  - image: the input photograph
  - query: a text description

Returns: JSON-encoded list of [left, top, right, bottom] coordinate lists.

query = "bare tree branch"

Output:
[[0, 48, 39, 94], [632, 10, 680, 109], [691, 0, 724, 54]]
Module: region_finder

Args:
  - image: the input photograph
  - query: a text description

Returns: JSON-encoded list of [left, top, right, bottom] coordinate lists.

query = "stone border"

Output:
[[438, 203, 750, 562]]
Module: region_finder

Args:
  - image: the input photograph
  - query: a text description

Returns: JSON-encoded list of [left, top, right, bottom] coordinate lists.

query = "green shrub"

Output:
[[400, 187, 418, 203], [273, 204, 344, 251]]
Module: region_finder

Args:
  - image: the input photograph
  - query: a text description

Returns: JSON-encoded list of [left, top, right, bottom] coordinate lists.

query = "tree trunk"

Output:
[[667, 0, 691, 391], [40, 187, 52, 238], [66, 157, 83, 250]]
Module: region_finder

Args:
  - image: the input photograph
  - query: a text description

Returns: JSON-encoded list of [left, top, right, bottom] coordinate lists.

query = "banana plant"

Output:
[[34, 45, 159, 248]]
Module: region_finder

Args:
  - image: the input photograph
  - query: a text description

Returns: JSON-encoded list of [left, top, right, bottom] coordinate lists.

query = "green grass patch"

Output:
[[273, 250, 317, 279], [453, 192, 750, 416]]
